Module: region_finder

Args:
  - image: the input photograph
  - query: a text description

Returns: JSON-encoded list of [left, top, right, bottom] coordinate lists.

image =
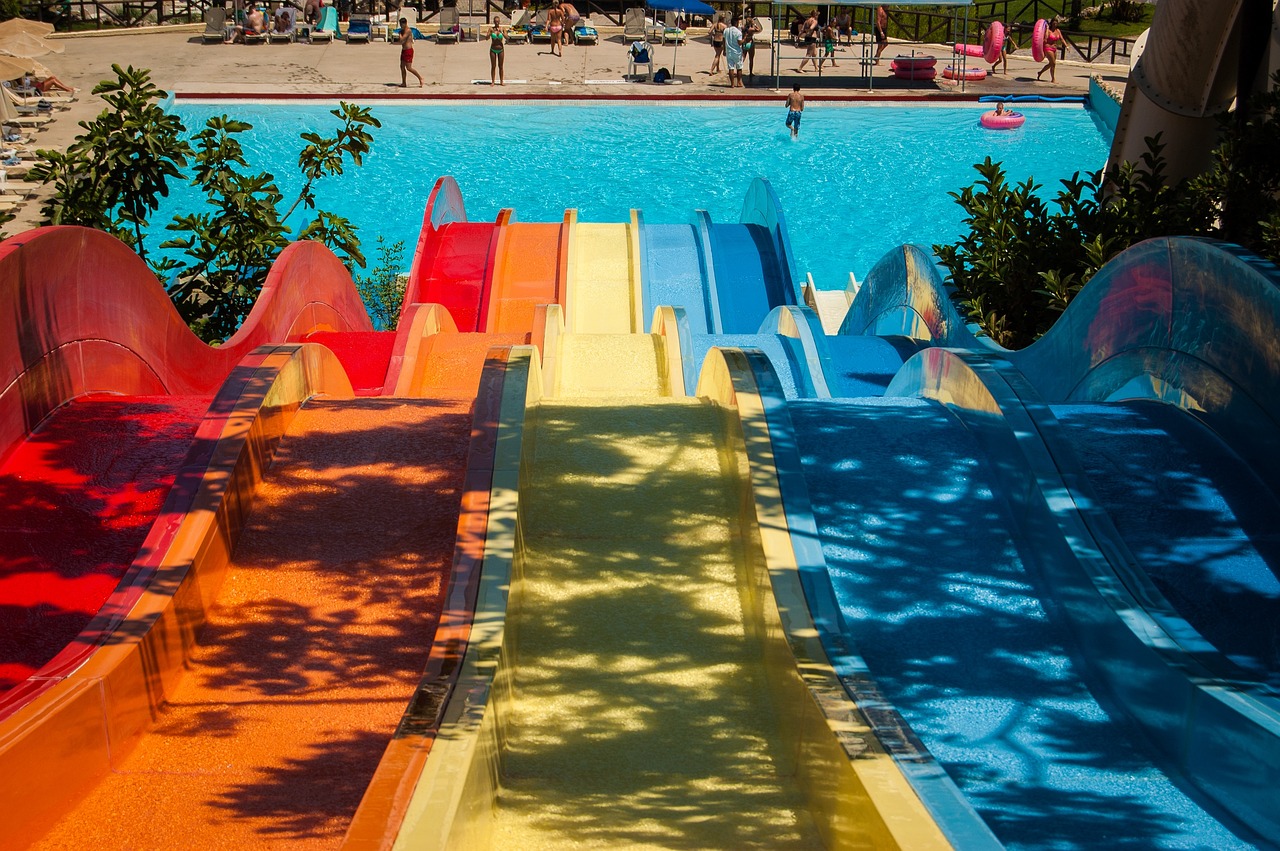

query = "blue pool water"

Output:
[[159, 102, 1110, 288]]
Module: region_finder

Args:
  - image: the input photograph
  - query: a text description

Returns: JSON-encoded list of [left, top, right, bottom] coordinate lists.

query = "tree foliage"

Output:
[[937, 76, 1280, 349], [31, 66, 381, 342], [354, 237, 408, 331]]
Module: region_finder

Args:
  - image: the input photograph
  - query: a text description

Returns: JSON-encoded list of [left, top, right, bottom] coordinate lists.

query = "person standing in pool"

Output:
[[488, 18, 506, 85], [723, 14, 744, 88], [785, 83, 804, 139], [398, 18, 423, 87], [547, 0, 565, 56]]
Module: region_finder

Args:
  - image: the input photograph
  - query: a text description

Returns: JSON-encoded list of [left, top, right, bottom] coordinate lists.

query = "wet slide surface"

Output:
[[302, 332, 397, 395], [492, 398, 821, 849], [0, 394, 211, 692], [708, 224, 781, 333], [34, 397, 472, 849], [789, 398, 1258, 850], [641, 224, 709, 332], [417, 222, 497, 332], [1051, 402, 1280, 682]]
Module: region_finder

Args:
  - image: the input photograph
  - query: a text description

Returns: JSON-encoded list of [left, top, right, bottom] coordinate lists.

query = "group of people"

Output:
[[790, 6, 889, 72], [708, 9, 760, 86], [226, 2, 296, 41]]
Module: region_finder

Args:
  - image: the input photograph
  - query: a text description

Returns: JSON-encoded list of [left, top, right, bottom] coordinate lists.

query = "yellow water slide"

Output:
[[385, 318, 951, 849], [1108, 0, 1280, 179], [565, 211, 645, 334]]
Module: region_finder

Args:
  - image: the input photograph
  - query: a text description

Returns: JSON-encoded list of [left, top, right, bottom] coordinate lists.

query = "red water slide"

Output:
[[0, 227, 372, 709]]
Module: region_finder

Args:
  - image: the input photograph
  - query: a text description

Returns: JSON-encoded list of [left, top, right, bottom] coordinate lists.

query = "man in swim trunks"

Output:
[[874, 4, 888, 62], [399, 18, 423, 87], [785, 83, 804, 138], [547, 0, 565, 56], [723, 14, 744, 88], [561, 0, 580, 42]]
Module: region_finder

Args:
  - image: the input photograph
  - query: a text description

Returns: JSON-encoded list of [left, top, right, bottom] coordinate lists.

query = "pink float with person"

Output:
[[980, 101, 1025, 129]]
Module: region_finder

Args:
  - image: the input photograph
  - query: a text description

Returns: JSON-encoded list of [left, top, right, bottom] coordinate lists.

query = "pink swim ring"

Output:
[[953, 42, 984, 57], [891, 55, 937, 80], [980, 109, 1025, 129], [943, 64, 987, 81], [1031, 18, 1048, 62], [982, 20, 1004, 65]]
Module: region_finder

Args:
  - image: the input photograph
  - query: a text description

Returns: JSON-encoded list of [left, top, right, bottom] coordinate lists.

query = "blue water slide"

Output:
[[638, 216, 714, 333], [700, 215, 784, 334], [1051, 401, 1280, 684]]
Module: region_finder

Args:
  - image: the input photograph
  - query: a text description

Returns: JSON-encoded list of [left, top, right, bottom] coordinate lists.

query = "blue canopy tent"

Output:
[[645, 0, 715, 76]]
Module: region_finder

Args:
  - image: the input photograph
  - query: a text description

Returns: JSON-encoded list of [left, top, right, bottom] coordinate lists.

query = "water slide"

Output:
[[0, 229, 371, 712], [1108, 0, 1280, 181], [0, 223, 531, 845], [349, 332, 960, 849]]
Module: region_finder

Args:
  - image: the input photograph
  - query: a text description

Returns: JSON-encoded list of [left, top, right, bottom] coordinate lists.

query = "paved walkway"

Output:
[[4, 24, 1128, 232]]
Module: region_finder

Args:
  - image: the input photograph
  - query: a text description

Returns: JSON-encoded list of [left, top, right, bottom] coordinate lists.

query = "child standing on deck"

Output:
[[819, 22, 838, 69]]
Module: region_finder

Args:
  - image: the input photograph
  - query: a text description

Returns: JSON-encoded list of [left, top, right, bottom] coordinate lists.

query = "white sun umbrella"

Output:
[[647, 0, 714, 76], [0, 18, 56, 39], [0, 55, 36, 82], [0, 32, 65, 59]]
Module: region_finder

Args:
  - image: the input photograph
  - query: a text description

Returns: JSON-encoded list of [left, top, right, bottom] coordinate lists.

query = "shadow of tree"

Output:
[[1053, 400, 1280, 683], [0, 394, 212, 691], [488, 398, 822, 848], [790, 397, 1261, 848]]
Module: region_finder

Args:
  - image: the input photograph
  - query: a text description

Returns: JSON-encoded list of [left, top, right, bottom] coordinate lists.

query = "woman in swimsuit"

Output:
[[489, 19, 506, 86], [709, 14, 726, 75], [547, 0, 565, 56], [1037, 17, 1062, 82], [399, 19, 423, 87], [741, 12, 759, 78]]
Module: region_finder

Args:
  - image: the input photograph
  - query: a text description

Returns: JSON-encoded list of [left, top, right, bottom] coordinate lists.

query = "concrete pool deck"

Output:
[[5, 24, 1127, 232]]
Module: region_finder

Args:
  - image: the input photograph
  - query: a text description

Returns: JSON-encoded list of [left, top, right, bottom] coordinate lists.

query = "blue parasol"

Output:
[[644, 0, 714, 76]]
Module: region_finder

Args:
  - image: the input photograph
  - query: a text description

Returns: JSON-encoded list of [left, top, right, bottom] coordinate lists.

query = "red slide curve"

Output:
[[0, 227, 372, 713]]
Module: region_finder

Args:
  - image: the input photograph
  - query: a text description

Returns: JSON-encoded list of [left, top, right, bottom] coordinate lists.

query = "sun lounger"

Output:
[[269, 6, 298, 42], [346, 13, 371, 42], [202, 6, 228, 42], [622, 6, 646, 41], [501, 12, 529, 44], [309, 5, 337, 41], [0, 90, 52, 128], [435, 6, 459, 43], [573, 16, 598, 44], [658, 11, 685, 44], [6, 80, 73, 105], [2, 83, 67, 112]]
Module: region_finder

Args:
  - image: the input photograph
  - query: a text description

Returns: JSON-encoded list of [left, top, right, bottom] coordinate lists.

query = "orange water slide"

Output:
[[4, 338, 503, 847], [483, 211, 566, 335]]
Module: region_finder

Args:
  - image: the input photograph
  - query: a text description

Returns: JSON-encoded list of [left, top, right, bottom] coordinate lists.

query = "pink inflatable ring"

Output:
[[1031, 18, 1048, 62], [943, 64, 987, 81], [953, 43, 984, 57], [982, 20, 1005, 65], [891, 55, 937, 80], [980, 109, 1025, 129]]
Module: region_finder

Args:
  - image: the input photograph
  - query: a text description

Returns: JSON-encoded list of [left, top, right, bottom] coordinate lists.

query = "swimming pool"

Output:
[[159, 102, 1111, 289]]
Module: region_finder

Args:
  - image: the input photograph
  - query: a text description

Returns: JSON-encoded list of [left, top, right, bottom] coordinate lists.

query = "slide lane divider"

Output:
[[693, 210, 725, 334], [342, 345, 529, 851], [697, 345, 995, 850], [0, 343, 355, 848], [889, 346, 1280, 843]]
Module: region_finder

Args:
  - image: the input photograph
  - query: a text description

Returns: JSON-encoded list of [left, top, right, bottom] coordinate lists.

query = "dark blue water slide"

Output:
[[821, 335, 925, 397], [788, 394, 1264, 849], [702, 216, 786, 334], [1050, 401, 1280, 684]]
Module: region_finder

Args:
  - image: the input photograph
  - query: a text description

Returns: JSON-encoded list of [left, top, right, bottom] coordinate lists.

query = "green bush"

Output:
[[355, 236, 408, 331]]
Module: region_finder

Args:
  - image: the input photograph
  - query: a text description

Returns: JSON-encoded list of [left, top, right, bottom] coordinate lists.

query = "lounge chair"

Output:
[[2, 82, 69, 111], [754, 15, 773, 49], [526, 8, 549, 43], [658, 10, 685, 44], [627, 40, 653, 81], [310, 5, 337, 41], [268, 5, 298, 42], [503, 10, 529, 44], [435, 5, 459, 43], [242, 10, 269, 44], [622, 6, 646, 41], [202, 6, 228, 42], [346, 12, 371, 42], [0, 90, 52, 128], [573, 15, 598, 44]]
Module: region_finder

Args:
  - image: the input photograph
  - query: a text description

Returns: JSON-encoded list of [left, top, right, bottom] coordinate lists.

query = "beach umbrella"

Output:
[[0, 18, 55, 38], [0, 55, 35, 82], [647, 0, 714, 76], [0, 32, 64, 58]]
